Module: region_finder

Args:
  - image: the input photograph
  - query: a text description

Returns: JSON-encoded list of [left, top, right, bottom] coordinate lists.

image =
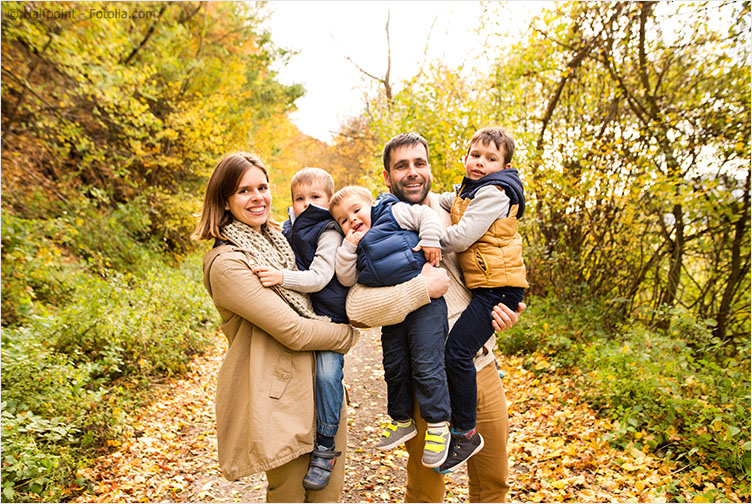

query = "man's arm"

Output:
[[345, 263, 449, 328]]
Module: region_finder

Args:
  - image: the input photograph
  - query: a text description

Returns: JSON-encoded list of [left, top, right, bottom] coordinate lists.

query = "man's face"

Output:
[[383, 143, 433, 205]]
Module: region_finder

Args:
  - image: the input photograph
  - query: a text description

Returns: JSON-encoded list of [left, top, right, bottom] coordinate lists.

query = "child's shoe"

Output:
[[302, 444, 341, 490], [434, 429, 485, 473], [421, 421, 450, 468], [375, 419, 417, 451]]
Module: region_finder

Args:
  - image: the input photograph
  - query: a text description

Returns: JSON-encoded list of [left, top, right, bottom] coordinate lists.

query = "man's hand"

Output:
[[252, 265, 284, 287], [413, 245, 442, 266], [419, 262, 449, 298], [491, 302, 526, 331], [345, 229, 366, 246]]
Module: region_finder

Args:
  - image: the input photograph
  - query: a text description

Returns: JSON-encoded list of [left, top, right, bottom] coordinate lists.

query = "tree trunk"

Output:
[[714, 170, 751, 342]]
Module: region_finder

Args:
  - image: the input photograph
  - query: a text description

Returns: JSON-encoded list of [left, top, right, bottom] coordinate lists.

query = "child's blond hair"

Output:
[[290, 167, 335, 198], [329, 186, 374, 212]]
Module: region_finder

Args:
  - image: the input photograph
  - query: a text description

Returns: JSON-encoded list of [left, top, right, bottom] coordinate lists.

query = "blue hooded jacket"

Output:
[[283, 205, 349, 323], [356, 193, 425, 287]]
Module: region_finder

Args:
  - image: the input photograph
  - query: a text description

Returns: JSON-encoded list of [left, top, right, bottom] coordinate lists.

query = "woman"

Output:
[[192, 152, 358, 502]]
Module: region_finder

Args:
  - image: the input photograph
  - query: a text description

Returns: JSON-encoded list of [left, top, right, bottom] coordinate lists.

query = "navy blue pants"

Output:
[[445, 286, 524, 431], [381, 297, 450, 424]]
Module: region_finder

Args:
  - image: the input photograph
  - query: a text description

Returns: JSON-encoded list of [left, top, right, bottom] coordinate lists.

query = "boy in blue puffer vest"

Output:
[[331, 185, 459, 470], [251, 167, 350, 491], [436, 126, 528, 473]]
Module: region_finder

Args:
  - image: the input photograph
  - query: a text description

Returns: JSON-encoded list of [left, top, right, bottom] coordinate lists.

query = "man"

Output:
[[346, 132, 524, 502]]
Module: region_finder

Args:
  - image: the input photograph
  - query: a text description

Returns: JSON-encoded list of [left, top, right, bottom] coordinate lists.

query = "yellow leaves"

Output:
[[629, 445, 646, 459], [534, 358, 551, 370], [710, 417, 725, 432]]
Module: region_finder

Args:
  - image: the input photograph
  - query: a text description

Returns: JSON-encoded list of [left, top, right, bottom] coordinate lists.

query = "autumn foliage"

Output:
[[1, 1, 750, 503]]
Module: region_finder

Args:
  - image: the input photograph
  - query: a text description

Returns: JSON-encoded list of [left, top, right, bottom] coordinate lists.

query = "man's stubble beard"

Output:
[[389, 174, 432, 205]]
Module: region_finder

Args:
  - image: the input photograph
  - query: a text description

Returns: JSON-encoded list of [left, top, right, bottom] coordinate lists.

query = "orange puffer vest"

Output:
[[450, 185, 529, 290]]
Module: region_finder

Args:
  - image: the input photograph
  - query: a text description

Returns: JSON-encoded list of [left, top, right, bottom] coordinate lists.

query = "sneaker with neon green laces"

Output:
[[421, 421, 450, 468], [375, 419, 417, 451]]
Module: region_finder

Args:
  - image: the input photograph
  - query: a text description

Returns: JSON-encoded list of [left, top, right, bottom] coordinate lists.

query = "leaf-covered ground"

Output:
[[73, 330, 746, 503]]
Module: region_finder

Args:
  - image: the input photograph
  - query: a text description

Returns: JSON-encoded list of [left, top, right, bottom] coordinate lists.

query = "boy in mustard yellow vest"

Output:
[[436, 126, 528, 473]]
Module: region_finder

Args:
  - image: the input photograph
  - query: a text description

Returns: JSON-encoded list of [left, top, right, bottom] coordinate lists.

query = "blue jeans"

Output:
[[315, 350, 345, 438], [381, 297, 450, 424], [445, 286, 524, 431]]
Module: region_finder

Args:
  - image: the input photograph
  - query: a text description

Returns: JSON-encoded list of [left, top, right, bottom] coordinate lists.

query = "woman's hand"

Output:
[[419, 262, 449, 298], [252, 265, 284, 287], [491, 302, 526, 331]]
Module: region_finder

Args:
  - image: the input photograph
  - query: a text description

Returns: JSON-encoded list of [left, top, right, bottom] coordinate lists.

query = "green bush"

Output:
[[1, 197, 164, 327], [497, 295, 751, 481], [1, 202, 218, 502], [143, 187, 203, 254], [585, 325, 751, 477], [497, 295, 608, 369]]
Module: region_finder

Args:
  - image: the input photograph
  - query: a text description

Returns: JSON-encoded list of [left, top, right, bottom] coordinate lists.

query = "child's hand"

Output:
[[414, 245, 442, 267], [252, 265, 284, 287], [345, 229, 366, 246]]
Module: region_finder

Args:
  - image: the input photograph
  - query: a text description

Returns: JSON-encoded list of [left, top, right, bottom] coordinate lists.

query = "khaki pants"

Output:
[[404, 363, 510, 503], [265, 397, 348, 502]]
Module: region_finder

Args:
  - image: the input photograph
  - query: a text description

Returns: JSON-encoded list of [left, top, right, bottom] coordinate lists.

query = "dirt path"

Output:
[[73, 330, 745, 503]]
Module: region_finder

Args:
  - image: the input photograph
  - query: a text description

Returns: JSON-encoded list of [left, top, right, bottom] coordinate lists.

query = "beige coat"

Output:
[[202, 245, 357, 481]]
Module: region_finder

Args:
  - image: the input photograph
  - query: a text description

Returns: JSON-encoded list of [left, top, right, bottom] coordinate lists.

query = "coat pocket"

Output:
[[268, 347, 293, 399]]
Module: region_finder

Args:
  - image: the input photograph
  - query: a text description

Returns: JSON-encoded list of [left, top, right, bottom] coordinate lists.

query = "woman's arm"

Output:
[[210, 252, 355, 353], [345, 263, 449, 328]]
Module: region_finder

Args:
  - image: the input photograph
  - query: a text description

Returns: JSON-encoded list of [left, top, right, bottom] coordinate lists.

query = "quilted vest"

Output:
[[283, 205, 349, 323], [356, 193, 425, 287], [450, 170, 529, 289]]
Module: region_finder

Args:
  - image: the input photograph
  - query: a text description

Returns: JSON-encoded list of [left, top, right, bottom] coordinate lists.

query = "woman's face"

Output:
[[226, 166, 271, 232]]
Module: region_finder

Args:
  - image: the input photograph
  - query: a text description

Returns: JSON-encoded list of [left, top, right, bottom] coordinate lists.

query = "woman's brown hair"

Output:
[[191, 152, 272, 241]]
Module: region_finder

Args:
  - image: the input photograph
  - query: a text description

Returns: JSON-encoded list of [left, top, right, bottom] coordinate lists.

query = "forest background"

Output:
[[1, 1, 750, 502]]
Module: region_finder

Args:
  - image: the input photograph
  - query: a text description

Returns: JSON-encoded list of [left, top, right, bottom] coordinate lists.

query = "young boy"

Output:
[[330, 186, 460, 469], [251, 167, 350, 491], [437, 126, 528, 473]]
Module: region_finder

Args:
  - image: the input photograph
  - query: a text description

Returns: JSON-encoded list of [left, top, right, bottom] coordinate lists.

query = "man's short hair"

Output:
[[382, 132, 430, 172], [290, 167, 335, 198], [469, 127, 515, 165]]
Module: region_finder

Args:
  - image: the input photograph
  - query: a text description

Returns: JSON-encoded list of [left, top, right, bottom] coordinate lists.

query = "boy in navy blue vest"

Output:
[[331, 185, 461, 470], [252, 167, 350, 491]]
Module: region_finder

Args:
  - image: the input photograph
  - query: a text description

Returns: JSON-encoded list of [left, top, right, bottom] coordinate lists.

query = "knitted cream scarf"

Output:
[[222, 219, 329, 322]]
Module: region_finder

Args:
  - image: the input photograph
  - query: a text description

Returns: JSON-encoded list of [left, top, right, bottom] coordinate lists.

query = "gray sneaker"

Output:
[[421, 422, 450, 468], [375, 419, 418, 451]]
